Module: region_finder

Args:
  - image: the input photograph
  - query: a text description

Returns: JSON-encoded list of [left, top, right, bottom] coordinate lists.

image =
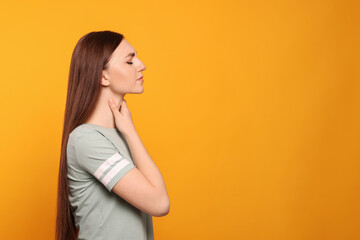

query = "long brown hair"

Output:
[[56, 30, 124, 240]]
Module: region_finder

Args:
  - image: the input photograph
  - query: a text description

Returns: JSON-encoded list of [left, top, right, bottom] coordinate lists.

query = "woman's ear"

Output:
[[101, 70, 110, 87]]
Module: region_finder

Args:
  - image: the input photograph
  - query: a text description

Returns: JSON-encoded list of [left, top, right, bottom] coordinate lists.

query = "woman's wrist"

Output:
[[121, 125, 138, 139]]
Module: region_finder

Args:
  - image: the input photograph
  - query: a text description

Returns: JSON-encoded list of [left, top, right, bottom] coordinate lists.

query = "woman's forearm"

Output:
[[122, 128, 169, 199]]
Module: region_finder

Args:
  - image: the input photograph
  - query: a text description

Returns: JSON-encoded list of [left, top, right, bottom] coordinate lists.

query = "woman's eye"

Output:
[[126, 61, 133, 65]]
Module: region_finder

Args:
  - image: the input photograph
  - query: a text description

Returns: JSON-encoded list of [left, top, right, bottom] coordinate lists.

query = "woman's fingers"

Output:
[[108, 98, 120, 117], [119, 99, 128, 113], [108, 98, 135, 134], [108, 97, 132, 117]]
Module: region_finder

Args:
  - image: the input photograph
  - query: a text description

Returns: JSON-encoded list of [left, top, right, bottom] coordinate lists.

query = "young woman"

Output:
[[56, 30, 170, 240]]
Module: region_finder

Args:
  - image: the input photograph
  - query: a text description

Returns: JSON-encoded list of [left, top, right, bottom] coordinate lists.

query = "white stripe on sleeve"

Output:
[[101, 158, 131, 186], [94, 152, 123, 179]]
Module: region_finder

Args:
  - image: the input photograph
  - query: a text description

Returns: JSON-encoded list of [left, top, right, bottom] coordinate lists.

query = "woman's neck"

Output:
[[85, 90, 124, 129]]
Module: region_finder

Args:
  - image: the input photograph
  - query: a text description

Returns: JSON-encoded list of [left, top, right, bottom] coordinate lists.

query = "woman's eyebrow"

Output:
[[125, 51, 137, 58]]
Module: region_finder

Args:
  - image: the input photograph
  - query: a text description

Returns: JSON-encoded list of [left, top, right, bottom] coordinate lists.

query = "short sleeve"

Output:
[[73, 129, 135, 192]]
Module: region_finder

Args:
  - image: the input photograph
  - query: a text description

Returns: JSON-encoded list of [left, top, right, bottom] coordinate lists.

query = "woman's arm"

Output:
[[112, 128, 170, 217], [108, 98, 170, 217]]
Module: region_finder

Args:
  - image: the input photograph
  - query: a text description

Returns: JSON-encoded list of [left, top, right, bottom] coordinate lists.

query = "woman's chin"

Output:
[[133, 87, 144, 94]]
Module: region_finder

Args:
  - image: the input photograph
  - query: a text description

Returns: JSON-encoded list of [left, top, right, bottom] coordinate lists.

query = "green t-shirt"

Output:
[[67, 123, 154, 240]]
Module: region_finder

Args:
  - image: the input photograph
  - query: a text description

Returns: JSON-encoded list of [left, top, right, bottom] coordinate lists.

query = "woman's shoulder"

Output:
[[70, 123, 96, 137], [68, 124, 105, 146]]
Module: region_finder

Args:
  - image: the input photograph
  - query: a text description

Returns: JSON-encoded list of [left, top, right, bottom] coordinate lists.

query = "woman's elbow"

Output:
[[153, 196, 170, 217]]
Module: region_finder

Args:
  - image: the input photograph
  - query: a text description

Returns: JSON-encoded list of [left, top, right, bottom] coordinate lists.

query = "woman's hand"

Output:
[[108, 98, 136, 135]]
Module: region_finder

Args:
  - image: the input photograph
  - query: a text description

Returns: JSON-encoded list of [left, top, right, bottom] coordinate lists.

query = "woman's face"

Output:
[[102, 39, 146, 95]]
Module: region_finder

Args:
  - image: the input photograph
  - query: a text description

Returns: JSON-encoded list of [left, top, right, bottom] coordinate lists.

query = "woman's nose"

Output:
[[139, 62, 146, 71]]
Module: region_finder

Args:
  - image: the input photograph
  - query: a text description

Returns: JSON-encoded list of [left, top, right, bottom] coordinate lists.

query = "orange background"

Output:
[[0, 0, 359, 239]]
